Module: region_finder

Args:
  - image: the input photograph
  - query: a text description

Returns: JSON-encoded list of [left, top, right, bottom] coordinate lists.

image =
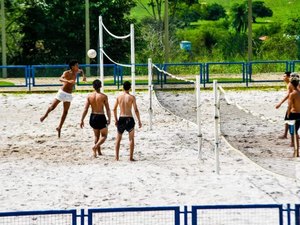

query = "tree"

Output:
[[1, 0, 26, 64], [12, 0, 136, 65], [230, 3, 248, 33], [252, 1, 272, 23], [202, 3, 226, 21]]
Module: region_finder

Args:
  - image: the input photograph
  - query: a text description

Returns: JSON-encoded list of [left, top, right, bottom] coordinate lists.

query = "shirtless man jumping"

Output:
[[40, 59, 86, 138], [113, 81, 142, 161], [287, 73, 300, 157], [80, 79, 111, 158]]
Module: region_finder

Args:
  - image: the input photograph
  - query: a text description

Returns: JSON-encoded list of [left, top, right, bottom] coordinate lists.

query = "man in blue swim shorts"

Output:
[[113, 81, 142, 161], [80, 79, 111, 158], [287, 73, 300, 157]]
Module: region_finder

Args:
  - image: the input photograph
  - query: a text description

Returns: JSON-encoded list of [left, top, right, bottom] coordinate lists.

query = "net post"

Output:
[[293, 121, 299, 157], [196, 76, 202, 159], [130, 24, 135, 95], [148, 58, 153, 131], [99, 16, 104, 92], [213, 80, 220, 174]]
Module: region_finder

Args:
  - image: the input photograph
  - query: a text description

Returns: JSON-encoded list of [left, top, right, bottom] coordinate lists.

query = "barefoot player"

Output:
[[287, 73, 300, 157], [80, 79, 111, 158], [113, 81, 142, 161], [40, 59, 86, 138]]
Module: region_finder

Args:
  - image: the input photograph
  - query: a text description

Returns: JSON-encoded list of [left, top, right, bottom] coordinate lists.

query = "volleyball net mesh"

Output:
[[218, 86, 298, 178], [150, 63, 199, 124]]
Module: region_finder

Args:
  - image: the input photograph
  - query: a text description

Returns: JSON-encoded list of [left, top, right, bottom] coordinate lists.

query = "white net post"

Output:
[[130, 24, 135, 95], [99, 16, 104, 92], [293, 121, 299, 157], [213, 80, 220, 174], [148, 58, 153, 131], [196, 76, 202, 159]]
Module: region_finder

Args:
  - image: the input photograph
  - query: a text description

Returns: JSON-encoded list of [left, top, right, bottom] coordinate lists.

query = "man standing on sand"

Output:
[[40, 59, 86, 138], [113, 81, 142, 161], [80, 79, 111, 158], [275, 71, 292, 140], [287, 74, 300, 157]]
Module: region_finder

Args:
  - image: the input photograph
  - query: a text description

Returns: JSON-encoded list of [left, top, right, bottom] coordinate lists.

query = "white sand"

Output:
[[0, 89, 300, 212]]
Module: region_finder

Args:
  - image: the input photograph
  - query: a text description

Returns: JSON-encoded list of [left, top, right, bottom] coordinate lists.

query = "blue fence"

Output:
[[0, 204, 299, 225], [0, 209, 77, 225], [0, 60, 298, 90]]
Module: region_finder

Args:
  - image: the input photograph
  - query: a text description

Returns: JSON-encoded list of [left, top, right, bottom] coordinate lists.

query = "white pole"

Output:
[[148, 58, 153, 131], [196, 76, 202, 159], [293, 121, 298, 157], [213, 80, 220, 174], [1, 0, 7, 78], [99, 16, 104, 92], [130, 24, 135, 95], [85, 0, 90, 68]]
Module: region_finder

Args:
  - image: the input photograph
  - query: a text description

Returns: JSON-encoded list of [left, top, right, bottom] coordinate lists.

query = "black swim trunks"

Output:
[[117, 117, 135, 134], [89, 114, 107, 130]]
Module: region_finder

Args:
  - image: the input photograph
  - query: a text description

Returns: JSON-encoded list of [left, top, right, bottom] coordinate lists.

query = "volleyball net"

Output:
[[215, 82, 298, 178], [148, 58, 203, 159], [98, 16, 135, 93]]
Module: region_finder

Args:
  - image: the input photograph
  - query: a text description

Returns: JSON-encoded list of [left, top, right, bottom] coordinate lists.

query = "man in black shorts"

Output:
[[80, 79, 111, 158], [113, 81, 142, 161]]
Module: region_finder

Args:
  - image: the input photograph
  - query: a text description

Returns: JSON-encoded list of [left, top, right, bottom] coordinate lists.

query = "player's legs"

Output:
[[92, 129, 100, 158], [93, 127, 108, 156], [115, 132, 122, 161], [40, 98, 60, 122], [56, 101, 71, 138], [128, 129, 135, 161], [279, 123, 288, 139]]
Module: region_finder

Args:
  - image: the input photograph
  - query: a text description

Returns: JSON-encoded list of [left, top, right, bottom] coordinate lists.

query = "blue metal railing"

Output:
[[0, 209, 77, 225], [0, 60, 298, 90], [192, 204, 284, 225], [88, 206, 180, 225], [0, 204, 298, 225]]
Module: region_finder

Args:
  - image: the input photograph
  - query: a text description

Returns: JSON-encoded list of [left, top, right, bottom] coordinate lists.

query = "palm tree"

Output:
[[231, 3, 248, 33]]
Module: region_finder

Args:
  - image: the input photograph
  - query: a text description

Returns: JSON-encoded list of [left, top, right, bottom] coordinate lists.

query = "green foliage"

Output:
[[175, 3, 201, 27], [2, 0, 26, 63], [7, 0, 136, 65], [0, 80, 15, 86], [202, 3, 226, 21], [230, 2, 248, 33], [284, 16, 300, 35], [257, 34, 297, 60], [252, 1, 273, 23]]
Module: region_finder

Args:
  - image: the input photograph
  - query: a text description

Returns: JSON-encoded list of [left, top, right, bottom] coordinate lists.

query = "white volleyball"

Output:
[[87, 49, 97, 59]]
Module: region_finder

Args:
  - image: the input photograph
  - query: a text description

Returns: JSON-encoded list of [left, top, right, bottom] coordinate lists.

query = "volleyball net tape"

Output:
[[151, 64, 196, 84]]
